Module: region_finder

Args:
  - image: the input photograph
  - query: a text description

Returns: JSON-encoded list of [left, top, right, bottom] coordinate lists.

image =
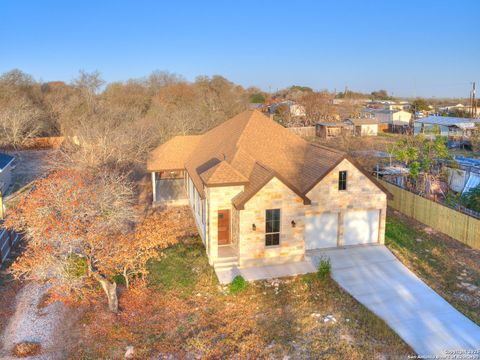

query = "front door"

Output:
[[217, 209, 231, 245]]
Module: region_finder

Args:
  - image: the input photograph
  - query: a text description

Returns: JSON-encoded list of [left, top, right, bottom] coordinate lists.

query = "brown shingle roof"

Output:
[[148, 110, 391, 204], [147, 135, 201, 171], [200, 160, 249, 186]]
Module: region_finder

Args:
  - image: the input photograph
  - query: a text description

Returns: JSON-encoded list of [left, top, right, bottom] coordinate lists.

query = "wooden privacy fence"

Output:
[[0, 226, 19, 265], [23, 136, 64, 149], [287, 126, 316, 137], [380, 180, 480, 250]]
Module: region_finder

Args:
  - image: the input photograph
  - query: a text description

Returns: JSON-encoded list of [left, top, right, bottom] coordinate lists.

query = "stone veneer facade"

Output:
[[239, 178, 306, 267], [306, 159, 387, 246], [204, 185, 244, 265], [195, 159, 387, 267]]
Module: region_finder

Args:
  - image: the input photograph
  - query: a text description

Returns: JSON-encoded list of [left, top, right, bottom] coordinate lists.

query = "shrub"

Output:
[[12, 342, 41, 357], [460, 186, 480, 212], [229, 275, 248, 294], [317, 257, 331, 279]]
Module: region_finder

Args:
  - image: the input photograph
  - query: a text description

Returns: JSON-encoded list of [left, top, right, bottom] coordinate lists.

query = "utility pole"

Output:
[[471, 81, 477, 118]]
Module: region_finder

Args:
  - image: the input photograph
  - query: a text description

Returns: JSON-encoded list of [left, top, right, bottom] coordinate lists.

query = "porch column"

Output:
[[151, 172, 156, 203]]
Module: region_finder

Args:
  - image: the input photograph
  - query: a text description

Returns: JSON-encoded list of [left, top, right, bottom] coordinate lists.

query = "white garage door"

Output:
[[305, 213, 338, 250], [343, 210, 380, 246]]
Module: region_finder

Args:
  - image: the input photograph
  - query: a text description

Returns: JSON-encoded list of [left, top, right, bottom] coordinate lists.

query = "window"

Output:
[[265, 209, 280, 246], [339, 171, 347, 190]]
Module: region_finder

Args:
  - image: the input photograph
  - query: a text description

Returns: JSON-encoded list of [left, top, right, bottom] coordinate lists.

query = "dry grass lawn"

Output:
[[73, 234, 412, 359], [385, 210, 480, 326]]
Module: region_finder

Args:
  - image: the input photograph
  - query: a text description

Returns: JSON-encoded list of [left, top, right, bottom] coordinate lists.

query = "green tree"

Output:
[[470, 124, 480, 152], [394, 135, 451, 196], [460, 186, 480, 212], [249, 93, 265, 104], [289, 85, 313, 93], [448, 108, 470, 118], [411, 98, 430, 113], [370, 89, 393, 100]]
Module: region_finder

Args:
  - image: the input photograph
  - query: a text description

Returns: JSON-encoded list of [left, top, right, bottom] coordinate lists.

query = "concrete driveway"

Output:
[[308, 245, 480, 356]]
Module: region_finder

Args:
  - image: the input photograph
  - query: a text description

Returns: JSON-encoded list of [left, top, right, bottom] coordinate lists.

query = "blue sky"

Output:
[[1, 0, 479, 97]]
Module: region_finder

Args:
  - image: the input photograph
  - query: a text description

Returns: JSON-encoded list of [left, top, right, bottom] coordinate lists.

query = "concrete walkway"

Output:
[[308, 245, 480, 356], [215, 260, 316, 284]]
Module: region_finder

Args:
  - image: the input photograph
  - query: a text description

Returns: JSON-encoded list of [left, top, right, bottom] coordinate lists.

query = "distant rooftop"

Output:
[[415, 116, 480, 128], [346, 118, 379, 125], [0, 153, 14, 171], [362, 108, 407, 114]]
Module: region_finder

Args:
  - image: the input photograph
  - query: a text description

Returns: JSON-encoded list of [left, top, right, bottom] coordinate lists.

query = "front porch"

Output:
[[213, 244, 239, 272], [151, 172, 188, 206], [214, 258, 316, 284]]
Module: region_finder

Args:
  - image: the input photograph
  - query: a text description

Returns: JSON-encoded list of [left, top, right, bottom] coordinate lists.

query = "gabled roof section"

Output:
[[148, 109, 392, 202], [147, 135, 201, 171], [232, 161, 312, 210], [200, 160, 248, 186]]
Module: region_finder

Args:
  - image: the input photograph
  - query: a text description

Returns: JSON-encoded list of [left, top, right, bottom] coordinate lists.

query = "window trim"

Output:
[[265, 208, 281, 247], [339, 170, 347, 191]]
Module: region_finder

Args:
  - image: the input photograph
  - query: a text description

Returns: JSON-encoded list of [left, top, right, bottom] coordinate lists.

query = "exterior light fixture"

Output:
[[291, 220, 296, 228], [252, 223, 256, 231]]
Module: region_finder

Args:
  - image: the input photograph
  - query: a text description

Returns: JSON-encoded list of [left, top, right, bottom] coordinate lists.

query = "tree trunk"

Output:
[[123, 267, 129, 289], [95, 275, 118, 313]]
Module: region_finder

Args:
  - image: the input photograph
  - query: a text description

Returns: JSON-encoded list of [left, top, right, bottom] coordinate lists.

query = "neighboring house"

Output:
[[315, 122, 351, 139], [269, 101, 306, 117], [332, 98, 370, 106], [148, 110, 391, 273], [374, 165, 410, 189], [413, 116, 480, 147], [366, 101, 411, 111], [248, 103, 265, 111], [362, 109, 412, 127], [0, 153, 14, 195], [315, 118, 378, 139], [344, 118, 379, 136], [439, 103, 479, 117], [445, 157, 480, 194]]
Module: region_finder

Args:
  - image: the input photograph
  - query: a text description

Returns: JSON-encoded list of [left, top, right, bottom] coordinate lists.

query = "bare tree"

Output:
[[57, 106, 156, 171], [299, 91, 338, 124], [72, 70, 105, 112], [145, 70, 185, 94], [0, 98, 42, 150]]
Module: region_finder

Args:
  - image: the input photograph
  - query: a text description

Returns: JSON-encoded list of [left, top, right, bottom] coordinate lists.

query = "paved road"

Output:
[[308, 245, 480, 356]]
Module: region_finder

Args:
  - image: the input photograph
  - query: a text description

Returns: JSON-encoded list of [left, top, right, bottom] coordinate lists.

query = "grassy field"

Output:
[[75, 236, 412, 359], [385, 210, 480, 325]]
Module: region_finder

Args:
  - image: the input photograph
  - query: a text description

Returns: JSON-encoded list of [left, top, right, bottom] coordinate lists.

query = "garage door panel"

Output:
[[344, 210, 380, 246], [305, 213, 338, 249]]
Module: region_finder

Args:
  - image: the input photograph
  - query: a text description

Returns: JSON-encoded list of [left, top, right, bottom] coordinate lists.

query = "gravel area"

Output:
[[4, 149, 54, 198], [0, 283, 76, 359]]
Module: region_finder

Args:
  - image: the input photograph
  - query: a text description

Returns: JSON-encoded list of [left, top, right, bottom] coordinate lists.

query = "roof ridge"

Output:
[[308, 142, 346, 156], [252, 159, 275, 174], [235, 109, 265, 149]]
